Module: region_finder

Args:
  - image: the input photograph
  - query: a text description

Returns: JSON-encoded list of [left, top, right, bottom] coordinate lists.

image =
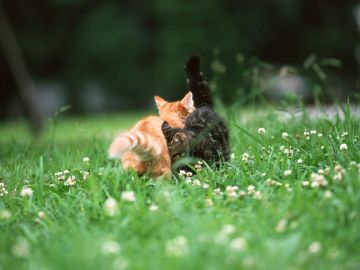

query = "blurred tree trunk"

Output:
[[0, 3, 44, 133]]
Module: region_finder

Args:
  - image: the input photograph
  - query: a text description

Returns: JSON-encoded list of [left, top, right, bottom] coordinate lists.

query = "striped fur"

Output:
[[108, 130, 161, 161]]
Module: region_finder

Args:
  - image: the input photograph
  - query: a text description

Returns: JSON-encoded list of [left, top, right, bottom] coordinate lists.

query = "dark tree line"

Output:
[[1, 0, 359, 120]]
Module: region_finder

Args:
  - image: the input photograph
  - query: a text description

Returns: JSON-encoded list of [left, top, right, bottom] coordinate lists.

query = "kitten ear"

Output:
[[181, 92, 194, 111], [162, 121, 171, 131], [154, 96, 167, 109]]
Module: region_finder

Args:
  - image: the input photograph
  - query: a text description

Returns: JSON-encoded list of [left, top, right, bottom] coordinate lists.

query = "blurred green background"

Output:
[[0, 0, 359, 122]]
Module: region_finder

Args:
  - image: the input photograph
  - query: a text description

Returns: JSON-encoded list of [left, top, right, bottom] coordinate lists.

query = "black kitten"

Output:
[[162, 56, 230, 170]]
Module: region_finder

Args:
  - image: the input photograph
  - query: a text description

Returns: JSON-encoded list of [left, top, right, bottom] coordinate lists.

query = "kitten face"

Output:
[[167, 131, 195, 162], [154, 92, 194, 128]]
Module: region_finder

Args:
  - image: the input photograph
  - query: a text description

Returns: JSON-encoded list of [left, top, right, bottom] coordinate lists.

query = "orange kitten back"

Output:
[[108, 92, 194, 177]]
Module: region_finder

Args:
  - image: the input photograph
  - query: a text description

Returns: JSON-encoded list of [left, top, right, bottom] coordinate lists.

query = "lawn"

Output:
[[0, 106, 359, 270]]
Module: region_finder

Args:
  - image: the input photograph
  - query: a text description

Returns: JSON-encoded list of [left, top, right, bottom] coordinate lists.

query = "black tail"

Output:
[[185, 56, 213, 108]]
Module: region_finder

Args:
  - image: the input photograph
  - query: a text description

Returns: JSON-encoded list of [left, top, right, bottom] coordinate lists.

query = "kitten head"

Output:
[[154, 92, 194, 128], [162, 121, 195, 163]]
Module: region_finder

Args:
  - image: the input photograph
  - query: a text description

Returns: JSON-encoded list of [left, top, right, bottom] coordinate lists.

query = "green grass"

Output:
[[0, 107, 360, 270]]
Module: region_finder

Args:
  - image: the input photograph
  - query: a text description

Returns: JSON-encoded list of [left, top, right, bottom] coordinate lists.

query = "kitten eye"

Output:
[[173, 133, 183, 144]]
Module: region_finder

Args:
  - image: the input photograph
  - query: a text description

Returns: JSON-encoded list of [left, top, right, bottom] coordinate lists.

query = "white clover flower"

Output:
[[230, 153, 235, 159], [350, 161, 357, 166], [101, 240, 121, 255], [304, 131, 310, 136], [0, 209, 11, 219], [221, 224, 236, 235], [81, 170, 90, 180], [283, 148, 294, 156], [284, 170, 292, 176], [38, 211, 45, 219], [226, 191, 237, 199], [226, 185, 239, 192], [265, 179, 280, 186], [194, 164, 202, 170], [11, 238, 29, 258], [63, 169, 70, 174], [230, 237, 247, 251], [258, 128, 266, 135], [333, 173, 343, 182], [20, 187, 33, 197], [205, 198, 213, 207], [310, 130, 317, 135], [324, 190, 333, 199], [179, 170, 187, 176], [57, 174, 66, 180], [334, 164, 344, 173], [149, 204, 159, 211], [185, 178, 192, 184], [64, 175, 76, 186], [226, 186, 238, 199], [308, 241, 321, 254], [121, 191, 136, 202], [282, 132, 289, 139], [242, 152, 250, 162], [340, 143, 348, 150], [310, 181, 319, 188], [202, 183, 209, 189], [0, 182, 8, 197], [318, 133, 323, 137], [247, 185, 255, 194], [302, 181, 310, 187], [254, 191, 262, 200], [333, 165, 346, 182], [216, 224, 236, 242], [104, 197, 118, 216], [297, 159, 303, 164], [275, 218, 287, 233], [83, 157, 90, 163], [165, 236, 188, 257], [192, 179, 201, 186], [214, 188, 222, 195], [310, 173, 328, 188], [285, 183, 293, 192], [186, 172, 193, 177]]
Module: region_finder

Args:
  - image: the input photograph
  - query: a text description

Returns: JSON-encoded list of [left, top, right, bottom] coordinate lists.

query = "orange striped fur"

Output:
[[108, 92, 194, 177]]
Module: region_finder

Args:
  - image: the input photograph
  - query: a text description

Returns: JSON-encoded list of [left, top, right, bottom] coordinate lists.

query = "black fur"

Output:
[[162, 56, 230, 169]]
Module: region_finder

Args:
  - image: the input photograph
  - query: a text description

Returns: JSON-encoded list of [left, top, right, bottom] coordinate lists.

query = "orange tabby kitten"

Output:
[[108, 92, 194, 177]]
